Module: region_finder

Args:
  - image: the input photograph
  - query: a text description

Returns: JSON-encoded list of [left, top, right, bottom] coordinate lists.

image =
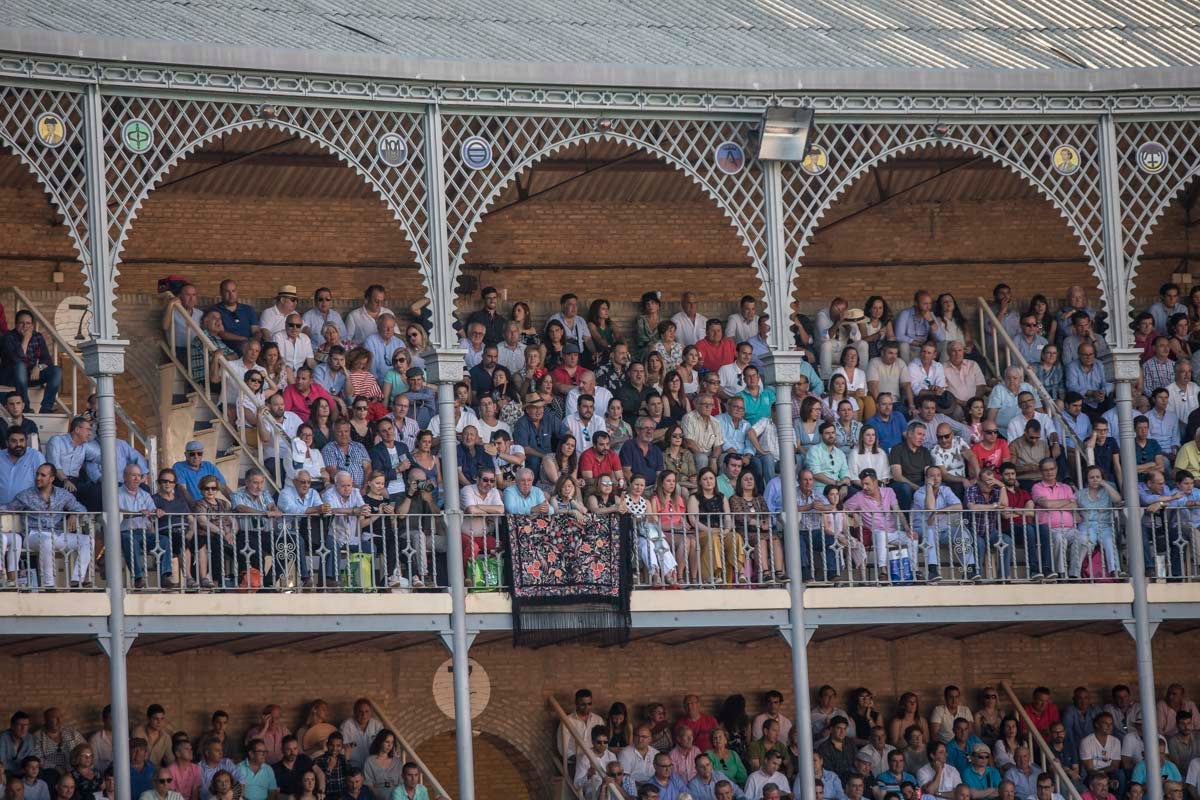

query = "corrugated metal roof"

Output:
[[5, 0, 1200, 91]]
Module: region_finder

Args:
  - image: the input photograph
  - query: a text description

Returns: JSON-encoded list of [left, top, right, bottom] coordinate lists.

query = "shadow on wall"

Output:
[[413, 729, 542, 800]]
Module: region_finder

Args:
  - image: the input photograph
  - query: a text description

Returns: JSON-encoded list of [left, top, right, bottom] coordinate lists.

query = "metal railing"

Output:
[[7, 286, 157, 467], [976, 298, 1085, 489], [999, 681, 1084, 800], [367, 699, 452, 800], [163, 301, 289, 490], [7, 504, 1200, 592], [548, 695, 617, 800]]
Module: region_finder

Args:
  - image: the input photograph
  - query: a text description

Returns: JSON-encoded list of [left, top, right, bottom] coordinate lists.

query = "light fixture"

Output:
[[754, 107, 814, 162]]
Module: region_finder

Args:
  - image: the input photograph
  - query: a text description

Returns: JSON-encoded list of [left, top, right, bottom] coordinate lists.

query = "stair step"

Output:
[[193, 419, 214, 432], [171, 393, 190, 405]]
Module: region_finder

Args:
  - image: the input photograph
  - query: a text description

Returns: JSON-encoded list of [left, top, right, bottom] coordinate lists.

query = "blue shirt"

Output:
[[277, 485, 323, 514], [646, 775, 689, 800], [10, 486, 86, 533], [619, 439, 664, 484], [866, 412, 907, 452], [130, 762, 156, 800], [1065, 361, 1113, 406], [877, 771, 916, 793], [946, 735, 985, 773], [1131, 759, 1181, 784], [172, 459, 224, 502], [1147, 408, 1180, 453], [503, 484, 546, 514], [211, 302, 258, 342], [960, 765, 1002, 791], [1060, 410, 1092, 449], [313, 363, 347, 398], [362, 334, 404, 384], [718, 414, 754, 456], [894, 307, 945, 345], [911, 484, 962, 534], [687, 771, 746, 800], [987, 382, 1035, 429], [0, 447, 43, 504], [0, 730, 33, 772], [236, 760, 279, 800], [321, 441, 371, 487], [45, 433, 88, 479], [82, 439, 149, 482]]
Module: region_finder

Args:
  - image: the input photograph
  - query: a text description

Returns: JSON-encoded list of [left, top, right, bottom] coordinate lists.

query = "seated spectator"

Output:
[[1149, 282, 1189, 334], [465, 286, 506, 346], [496, 321, 527, 375], [344, 349, 383, 409], [888, 422, 933, 509], [917, 741, 962, 800], [913, 466, 973, 582], [552, 344, 585, 394], [619, 725, 659, 786], [235, 739, 277, 800], [744, 750, 790, 800], [1063, 311, 1111, 367], [580, 431, 622, 488], [1, 393, 41, 452], [313, 346, 348, 403], [45, 415, 93, 497], [867, 342, 912, 410], [129, 740, 157, 798], [879, 750, 917, 797], [1147, 388, 1182, 458], [970, 421, 1009, 475], [283, 367, 335, 423], [930, 423, 977, 497], [502, 468, 548, 514], [322, 421, 372, 489], [1005, 392, 1057, 445], [1034, 344, 1064, 403], [11, 463, 90, 590], [621, 417, 665, 487], [461, 468, 504, 563], [1139, 469, 1186, 579], [0, 426, 42, 508], [1010, 421, 1054, 489], [573, 725, 618, 796], [1125, 415, 1167, 485], [1, 310, 62, 415], [987, 368, 1036, 431], [1166, 359, 1199, 429], [1159, 684, 1200, 739], [1031, 458, 1081, 580], [866, 393, 907, 452], [943, 342, 987, 420], [271, 736, 312, 800], [697, 319, 736, 373]]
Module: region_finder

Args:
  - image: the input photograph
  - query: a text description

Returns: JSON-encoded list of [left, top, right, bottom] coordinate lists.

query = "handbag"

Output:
[[340, 552, 375, 592]]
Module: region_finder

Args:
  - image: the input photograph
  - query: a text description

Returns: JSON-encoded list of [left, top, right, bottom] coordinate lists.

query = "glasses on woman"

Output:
[[354, 405, 368, 412], [202, 485, 219, 492]]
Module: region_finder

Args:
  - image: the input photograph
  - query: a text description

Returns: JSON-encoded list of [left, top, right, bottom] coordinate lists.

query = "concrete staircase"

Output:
[[157, 359, 254, 489]]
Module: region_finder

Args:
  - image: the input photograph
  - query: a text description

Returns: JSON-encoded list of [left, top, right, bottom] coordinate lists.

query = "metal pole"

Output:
[[430, 352, 474, 800], [81, 82, 132, 800], [760, 157, 815, 800], [1113, 348, 1162, 800]]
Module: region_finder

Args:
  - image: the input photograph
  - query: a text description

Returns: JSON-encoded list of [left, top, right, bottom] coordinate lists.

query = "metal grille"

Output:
[[441, 113, 770, 301], [1115, 119, 1200, 308], [0, 85, 90, 267], [780, 122, 1107, 309], [100, 95, 431, 295]]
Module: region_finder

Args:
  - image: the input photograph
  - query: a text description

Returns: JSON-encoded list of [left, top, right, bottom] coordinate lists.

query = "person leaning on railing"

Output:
[[118, 463, 173, 590], [152, 468, 205, 590], [192, 476, 236, 590]]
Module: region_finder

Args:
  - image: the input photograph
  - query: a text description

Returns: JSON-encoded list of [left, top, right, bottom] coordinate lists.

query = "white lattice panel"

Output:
[[1116, 120, 1200, 299], [441, 114, 769, 296], [0, 86, 90, 267], [780, 122, 1107, 309], [100, 95, 431, 296]]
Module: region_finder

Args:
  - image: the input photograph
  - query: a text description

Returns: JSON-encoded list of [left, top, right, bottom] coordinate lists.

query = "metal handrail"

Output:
[[367, 700, 451, 800], [8, 286, 157, 467], [547, 695, 619, 800], [998, 682, 1084, 800], [164, 300, 287, 490], [976, 298, 1085, 489]]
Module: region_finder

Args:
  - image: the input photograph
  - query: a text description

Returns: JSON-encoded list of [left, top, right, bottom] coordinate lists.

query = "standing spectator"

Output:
[[301, 288, 347, 348], [1031, 459, 1080, 580], [209, 279, 260, 355], [671, 292, 708, 348], [465, 286, 506, 346], [133, 705, 176, 767], [1, 310, 62, 414], [339, 702, 381, 772]]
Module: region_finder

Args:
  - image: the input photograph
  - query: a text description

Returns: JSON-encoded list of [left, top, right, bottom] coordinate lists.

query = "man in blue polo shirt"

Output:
[[621, 417, 664, 486], [209, 279, 259, 356], [236, 739, 278, 800], [502, 469, 549, 515], [171, 441, 226, 502], [866, 393, 908, 452]]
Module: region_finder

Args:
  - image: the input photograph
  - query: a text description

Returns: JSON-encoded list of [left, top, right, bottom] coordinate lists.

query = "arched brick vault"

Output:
[[782, 124, 1110, 318], [792, 149, 1105, 308]]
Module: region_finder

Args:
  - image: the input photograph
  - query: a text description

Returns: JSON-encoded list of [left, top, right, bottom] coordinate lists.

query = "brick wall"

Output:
[[3, 630, 1196, 798]]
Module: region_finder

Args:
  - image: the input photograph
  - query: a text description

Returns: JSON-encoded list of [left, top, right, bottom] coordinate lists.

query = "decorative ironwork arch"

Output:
[[0, 85, 91, 284], [101, 95, 432, 298], [1115, 119, 1200, 313], [781, 122, 1109, 313], [441, 114, 769, 325]]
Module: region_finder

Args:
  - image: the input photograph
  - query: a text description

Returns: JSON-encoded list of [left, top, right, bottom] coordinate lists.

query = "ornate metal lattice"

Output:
[[440, 113, 770, 308], [780, 122, 1108, 311], [1115, 119, 1200, 308], [0, 85, 90, 268], [100, 95, 431, 297]]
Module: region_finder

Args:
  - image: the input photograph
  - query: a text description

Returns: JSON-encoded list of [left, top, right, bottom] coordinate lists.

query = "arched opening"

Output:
[[1127, 179, 1199, 313], [455, 138, 763, 337], [792, 144, 1105, 360], [415, 730, 542, 800], [115, 128, 428, 438]]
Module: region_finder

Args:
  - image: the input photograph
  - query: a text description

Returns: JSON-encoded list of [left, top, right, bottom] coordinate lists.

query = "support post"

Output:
[[81, 81, 132, 800], [422, 105, 457, 350], [765, 354, 816, 800], [426, 348, 474, 800], [1112, 347, 1162, 800]]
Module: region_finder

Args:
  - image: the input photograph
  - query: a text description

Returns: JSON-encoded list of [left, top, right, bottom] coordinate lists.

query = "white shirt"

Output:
[[377, 444, 408, 495], [752, 712, 794, 742], [287, 438, 326, 480], [458, 339, 485, 369], [834, 366, 869, 394], [497, 342, 527, 373], [726, 313, 759, 344], [564, 414, 606, 451], [259, 411, 302, 461], [171, 307, 204, 348], [574, 749, 617, 787], [473, 418, 511, 444], [566, 386, 613, 419], [671, 311, 709, 347], [930, 705, 973, 742], [346, 305, 395, 344], [917, 762, 962, 794], [258, 304, 291, 338], [1167, 381, 1200, 427], [322, 486, 365, 545], [908, 360, 947, 393], [1079, 733, 1121, 770], [719, 361, 751, 397], [557, 712, 604, 759], [618, 746, 659, 785], [427, 407, 479, 441], [461, 484, 503, 535], [1184, 756, 1200, 795], [339, 717, 383, 768], [273, 332, 314, 372], [1121, 730, 1144, 764], [1007, 411, 1057, 442], [744, 770, 790, 800]]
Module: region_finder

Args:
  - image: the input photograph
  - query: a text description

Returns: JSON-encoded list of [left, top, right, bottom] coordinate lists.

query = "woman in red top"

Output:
[[651, 470, 695, 584]]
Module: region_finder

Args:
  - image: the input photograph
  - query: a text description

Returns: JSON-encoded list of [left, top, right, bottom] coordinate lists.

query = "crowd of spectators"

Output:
[[555, 682, 1200, 800], [0, 699, 444, 800], [5, 278, 1200, 589]]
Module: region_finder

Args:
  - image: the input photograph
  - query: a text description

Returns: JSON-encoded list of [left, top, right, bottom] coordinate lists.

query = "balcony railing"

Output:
[[2, 506, 1195, 593]]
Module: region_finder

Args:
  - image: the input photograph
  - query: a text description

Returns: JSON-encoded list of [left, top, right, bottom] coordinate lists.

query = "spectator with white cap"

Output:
[[258, 285, 299, 340]]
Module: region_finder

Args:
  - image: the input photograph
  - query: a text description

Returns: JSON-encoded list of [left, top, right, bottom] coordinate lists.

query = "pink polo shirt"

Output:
[[1031, 481, 1075, 528]]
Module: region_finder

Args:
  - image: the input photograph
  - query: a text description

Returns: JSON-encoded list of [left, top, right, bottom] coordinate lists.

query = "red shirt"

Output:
[[970, 438, 1010, 472], [696, 338, 736, 372], [579, 448, 622, 479], [1023, 702, 1061, 736], [675, 714, 720, 751], [282, 382, 335, 422], [551, 364, 583, 388]]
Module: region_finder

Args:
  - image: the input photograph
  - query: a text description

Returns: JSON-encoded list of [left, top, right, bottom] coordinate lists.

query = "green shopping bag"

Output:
[[468, 554, 503, 592], [340, 552, 375, 592]]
